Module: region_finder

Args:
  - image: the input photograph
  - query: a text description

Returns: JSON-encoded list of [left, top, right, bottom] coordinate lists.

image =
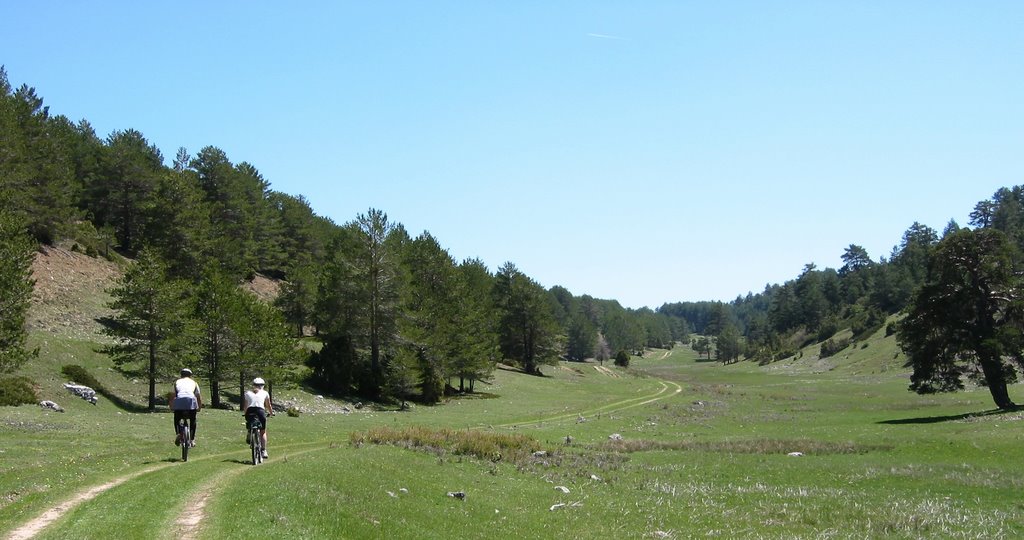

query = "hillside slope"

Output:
[[28, 246, 120, 343]]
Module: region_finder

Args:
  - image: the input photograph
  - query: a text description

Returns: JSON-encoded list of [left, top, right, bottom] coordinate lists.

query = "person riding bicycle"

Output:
[[169, 368, 202, 447], [243, 377, 274, 459]]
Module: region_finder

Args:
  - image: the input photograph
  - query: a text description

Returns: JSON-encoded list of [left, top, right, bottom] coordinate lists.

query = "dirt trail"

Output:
[[171, 468, 246, 537], [170, 445, 327, 536], [5, 464, 170, 540], [494, 379, 683, 429]]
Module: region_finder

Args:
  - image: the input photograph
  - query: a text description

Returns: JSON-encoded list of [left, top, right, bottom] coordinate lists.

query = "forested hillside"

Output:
[[2, 65, 1023, 410], [0, 68, 682, 407]]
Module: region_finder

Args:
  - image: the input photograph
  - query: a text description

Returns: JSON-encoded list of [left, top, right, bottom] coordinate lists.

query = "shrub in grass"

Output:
[[614, 350, 630, 367], [61, 364, 104, 391], [286, 406, 301, 417], [819, 338, 851, 359], [0, 376, 37, 406]]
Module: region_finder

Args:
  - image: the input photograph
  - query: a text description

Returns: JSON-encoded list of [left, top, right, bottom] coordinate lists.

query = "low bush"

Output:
[[820, 338, 851, 359], [0, 376, 37, 406], [61, 364, 104, 391]]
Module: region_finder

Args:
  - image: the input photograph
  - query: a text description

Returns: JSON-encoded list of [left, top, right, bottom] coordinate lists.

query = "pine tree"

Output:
[[104, 249, 198, 409], [493, 262, 559, 375], [0, 211, 37, 373]]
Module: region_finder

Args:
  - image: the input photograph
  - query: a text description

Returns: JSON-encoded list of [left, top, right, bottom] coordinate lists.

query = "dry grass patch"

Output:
[[350, 426, 544, 463]]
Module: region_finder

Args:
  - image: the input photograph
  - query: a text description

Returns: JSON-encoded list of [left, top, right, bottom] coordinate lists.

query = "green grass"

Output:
[[3, 328, 1024, 538]]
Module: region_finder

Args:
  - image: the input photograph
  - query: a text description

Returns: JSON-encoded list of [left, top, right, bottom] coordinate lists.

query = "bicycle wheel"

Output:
[[251, 429, 260, 465], [181, 423, 190, 462]]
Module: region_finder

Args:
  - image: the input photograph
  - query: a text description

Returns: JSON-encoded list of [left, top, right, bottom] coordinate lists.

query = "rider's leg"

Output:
[[173, 410, 184, 444], [187, 410, 197, 442]]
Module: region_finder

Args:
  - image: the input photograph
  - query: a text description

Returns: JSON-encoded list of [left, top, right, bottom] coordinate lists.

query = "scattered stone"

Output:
[[354, 402, 363, 409], [387, 491, 397, 498], [341, 406, 352, 414], [608, 433, 623, 441], [576, 414, 586, 423], [564, 435, 573, 445], [532, 450, 548, 458], [554, 486, 570, 494], [447, 491, 466, 500], [787, 452, 804, 457], [64, 383, 98, 404], [399, 488, 408, 494], [549, 503, 566, 511], [39, 400, 64, 412], [590, 474, 602, 481], [653, 531, 673, 539]]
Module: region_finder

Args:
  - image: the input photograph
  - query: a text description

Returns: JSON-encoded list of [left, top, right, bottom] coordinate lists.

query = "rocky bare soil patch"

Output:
[[28, 246, 121, 342]]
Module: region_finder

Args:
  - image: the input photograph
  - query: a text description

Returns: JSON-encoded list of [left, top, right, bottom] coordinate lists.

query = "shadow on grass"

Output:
[[101, 391, 152, 413], [445, 392, 500, 401], [878, 408, 1016, 425], [496, 364, 549, 377]]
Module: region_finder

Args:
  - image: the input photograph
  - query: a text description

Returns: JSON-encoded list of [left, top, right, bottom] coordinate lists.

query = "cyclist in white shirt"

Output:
[[243, 377, 274, 459], [169, 368, 202, 447]]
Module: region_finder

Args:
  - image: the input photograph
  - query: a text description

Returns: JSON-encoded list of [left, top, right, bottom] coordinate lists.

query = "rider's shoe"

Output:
[[190, 440, 196, 448], [262, 450, 269, 459], [174, 434, 181, 446], [246, 431, 252, 444]]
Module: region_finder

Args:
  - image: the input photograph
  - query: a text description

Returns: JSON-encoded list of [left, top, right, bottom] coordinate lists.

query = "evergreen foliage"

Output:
[[103, 249, 198, 409], [0, 376, 36, 406], [897, 228, 1024, 410], [0, 210, 37, 373], [10, 67, 1024, 408]]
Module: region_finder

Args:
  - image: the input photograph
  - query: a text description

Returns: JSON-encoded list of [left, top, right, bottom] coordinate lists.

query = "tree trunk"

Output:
[[979, 354, 1016, 410], [148, 342, 157, 411]]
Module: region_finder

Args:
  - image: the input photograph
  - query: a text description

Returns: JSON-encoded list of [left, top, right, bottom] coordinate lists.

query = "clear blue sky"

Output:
[[3, 2, 1022, 308]]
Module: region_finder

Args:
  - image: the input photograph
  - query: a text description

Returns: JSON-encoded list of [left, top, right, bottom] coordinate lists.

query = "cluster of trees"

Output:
[[660, 219, 951, 364], [103, 250, 298, 409], [4, 67, 1023, 411], [660, 187, 1024, 410], [0, 68, 685, 406]]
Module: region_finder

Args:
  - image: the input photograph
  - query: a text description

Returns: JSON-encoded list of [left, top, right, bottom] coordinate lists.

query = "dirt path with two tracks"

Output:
[[8, 376, 684, 539]]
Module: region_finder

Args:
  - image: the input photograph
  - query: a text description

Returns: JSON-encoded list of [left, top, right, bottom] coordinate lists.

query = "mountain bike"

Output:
[[247, 417, 263, 465], [177, 418, 191, 462]]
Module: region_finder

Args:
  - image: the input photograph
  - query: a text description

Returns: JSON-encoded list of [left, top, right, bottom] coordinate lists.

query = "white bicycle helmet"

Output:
[[252, 377, 266, 386]]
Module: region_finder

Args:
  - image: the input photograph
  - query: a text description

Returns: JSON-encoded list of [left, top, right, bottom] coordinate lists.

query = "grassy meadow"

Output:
[[3, 324, 1024, 539]]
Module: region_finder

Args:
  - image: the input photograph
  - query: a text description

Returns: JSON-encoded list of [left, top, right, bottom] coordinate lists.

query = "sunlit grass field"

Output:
[[3, 328, 1023, 539]]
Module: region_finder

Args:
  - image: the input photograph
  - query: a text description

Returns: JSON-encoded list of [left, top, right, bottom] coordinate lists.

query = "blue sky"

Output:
[[3, 2, 1022, 308]]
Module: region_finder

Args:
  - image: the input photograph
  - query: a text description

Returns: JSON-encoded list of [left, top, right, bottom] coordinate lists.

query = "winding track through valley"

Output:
[[6, 375, 684, 539]]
